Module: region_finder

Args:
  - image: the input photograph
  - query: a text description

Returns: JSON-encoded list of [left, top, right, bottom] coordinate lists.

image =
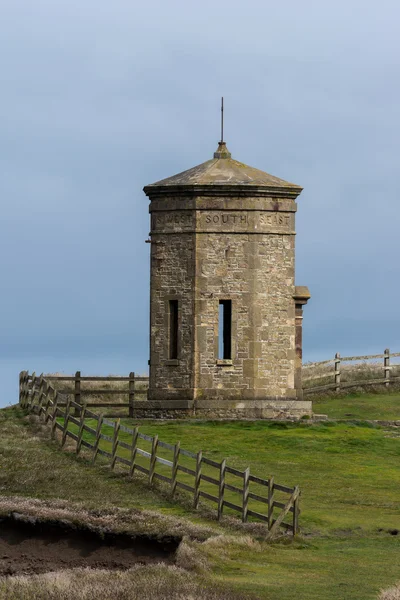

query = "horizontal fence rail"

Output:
[[19, 371, 301, 537], [36, 349, 399, 415], [302, 348, 400, 395], [43, 371, 150, 418]]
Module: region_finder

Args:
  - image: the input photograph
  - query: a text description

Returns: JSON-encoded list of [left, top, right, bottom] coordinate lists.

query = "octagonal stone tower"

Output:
[[143, 141, 311, 419]]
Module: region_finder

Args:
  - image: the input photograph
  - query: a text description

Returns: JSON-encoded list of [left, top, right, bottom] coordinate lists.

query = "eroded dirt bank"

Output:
[[0, 513, 180, 576]]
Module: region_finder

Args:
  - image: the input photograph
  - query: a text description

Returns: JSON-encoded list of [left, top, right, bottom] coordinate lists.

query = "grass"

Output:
[[312, 391, 400, 421], [0, 407, 222, 534], [1, 405, 400, 599], [123, 418, 400, 533], [60, 415, 295, 529]]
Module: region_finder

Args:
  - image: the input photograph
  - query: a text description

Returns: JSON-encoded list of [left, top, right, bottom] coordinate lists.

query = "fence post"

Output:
[[293, 490, 300, 536], [384, 348, 390, 388], [92, 415, 103, 463], [38, 374, 44, 410], [44, 385, 53, 423], [25, 372, 31, 407], [61, 399, 71, 447], [39, 379, 47, 417], [30, 372, 37, 410], [19, 372, 25, 407], [44, 384, 54, 422], [74, 371, 81, 417], [268, 486, 300, 540], [26, 371, 31, 406], [21, 372, 27, 408], [171, 441, 180, 497], [19, 372, 23, 405], [149, 435, 158, 484], [129, 426, 139, 476], [42, 381, 49, 418], [194, 451, 202, 509], [268, 476, 274, 530], [76, 409, 86, 455], [51, 392, 59, 439], [20, 371, 28, 407], [111, 419, 121, 469], [218, 459, 226, 521], [129, 372, 135, 418], [242, 467, 250, 523], [334, 353, 341, 392]]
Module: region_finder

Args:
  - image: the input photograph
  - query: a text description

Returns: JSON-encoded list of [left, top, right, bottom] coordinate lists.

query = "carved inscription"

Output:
[[151, 210, 294, 233], [205, 214, 248, 225], [152, 212, 193, 231], [259, 213, 290, 227], [201, 211, 293, 233]]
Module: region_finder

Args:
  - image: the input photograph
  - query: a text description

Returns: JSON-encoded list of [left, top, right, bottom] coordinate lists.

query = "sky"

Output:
[[1, 0, 399, 407]]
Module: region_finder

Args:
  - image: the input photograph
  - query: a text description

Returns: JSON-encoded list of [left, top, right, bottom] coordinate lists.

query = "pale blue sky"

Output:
[[1, 0, 399, 407]]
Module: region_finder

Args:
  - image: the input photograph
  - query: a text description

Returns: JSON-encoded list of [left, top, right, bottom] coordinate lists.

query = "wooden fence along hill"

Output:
[[19, 372, 300, 537], [302, 348, 400, 395], [19, 349, 400, 421]]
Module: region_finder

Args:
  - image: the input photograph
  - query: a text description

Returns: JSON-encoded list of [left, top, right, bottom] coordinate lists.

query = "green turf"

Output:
[[1, 405, 399, 599], [124, 419, 400, 533], [211, 534, 400, 599], [312, 391, 400, 421]]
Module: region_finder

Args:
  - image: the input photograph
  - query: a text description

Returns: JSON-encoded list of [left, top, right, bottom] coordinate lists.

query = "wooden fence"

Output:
[[19, 371, 300, 537], [303, 348, 400, 395], [42, 371, 149, 417], [29, 348, 400, 413]]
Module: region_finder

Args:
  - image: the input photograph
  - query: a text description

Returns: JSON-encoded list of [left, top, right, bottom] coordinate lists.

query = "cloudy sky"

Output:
[[1, 0, 399, 407]]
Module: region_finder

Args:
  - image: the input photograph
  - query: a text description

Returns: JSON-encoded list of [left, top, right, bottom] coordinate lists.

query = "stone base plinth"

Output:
[[133, 398, 312, 420]]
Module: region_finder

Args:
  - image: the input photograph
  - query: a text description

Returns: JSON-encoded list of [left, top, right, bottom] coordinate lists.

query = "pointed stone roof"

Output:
[[144, 142, 302, 198]]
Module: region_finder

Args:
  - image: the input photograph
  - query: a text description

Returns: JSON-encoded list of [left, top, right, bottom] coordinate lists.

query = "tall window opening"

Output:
[[218, 300, 232, 359], [169, 300, 179, 359]]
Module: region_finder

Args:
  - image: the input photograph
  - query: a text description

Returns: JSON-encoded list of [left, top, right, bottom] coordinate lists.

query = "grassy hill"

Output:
[[0, 403, 399, 599], [312, 390, 400, 421]]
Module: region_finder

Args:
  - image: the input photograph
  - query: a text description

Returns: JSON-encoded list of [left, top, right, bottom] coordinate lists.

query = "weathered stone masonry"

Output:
[[144, 142, 311, 418]]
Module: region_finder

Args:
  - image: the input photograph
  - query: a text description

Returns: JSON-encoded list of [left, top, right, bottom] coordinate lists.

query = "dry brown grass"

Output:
[[0, 565, 251, 600], [378, 582, 400, 600], [0, 498, 271, 599], [0, 496, 215, 542], [0, 498, 256, 598], [175, 538, 210, 573], [203, 534, 262, 552]]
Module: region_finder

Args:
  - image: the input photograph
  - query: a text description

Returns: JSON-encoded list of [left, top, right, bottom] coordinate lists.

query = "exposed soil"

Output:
[[0, 513, 180, 576]]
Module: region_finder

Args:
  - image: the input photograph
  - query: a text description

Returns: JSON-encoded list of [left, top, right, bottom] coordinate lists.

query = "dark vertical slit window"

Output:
[[218, 300, 232, 359], [169, 300, 179, 359]]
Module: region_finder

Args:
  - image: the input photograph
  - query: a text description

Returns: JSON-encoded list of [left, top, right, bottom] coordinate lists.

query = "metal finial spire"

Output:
[[220, 96, 224, 143], [214, 97, 231, 158]]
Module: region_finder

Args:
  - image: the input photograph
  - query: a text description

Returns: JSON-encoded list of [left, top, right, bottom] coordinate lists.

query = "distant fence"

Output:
[[303, 348, 400, 395], [20, 349, 399, 417], [19, 371, 300, 537], [43, 371, 149, 417]]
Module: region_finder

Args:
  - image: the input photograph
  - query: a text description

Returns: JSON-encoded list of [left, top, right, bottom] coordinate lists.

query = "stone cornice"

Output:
[[143, 184, 302, 200]]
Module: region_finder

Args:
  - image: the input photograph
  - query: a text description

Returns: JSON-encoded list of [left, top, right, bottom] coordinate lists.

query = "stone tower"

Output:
[[143, 141, 311, 419]]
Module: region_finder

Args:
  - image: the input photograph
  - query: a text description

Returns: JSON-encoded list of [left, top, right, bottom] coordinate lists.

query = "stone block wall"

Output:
[[149, 229, 195, 404], [147, 194, 312, 417], [194, 230, 296, 405]]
